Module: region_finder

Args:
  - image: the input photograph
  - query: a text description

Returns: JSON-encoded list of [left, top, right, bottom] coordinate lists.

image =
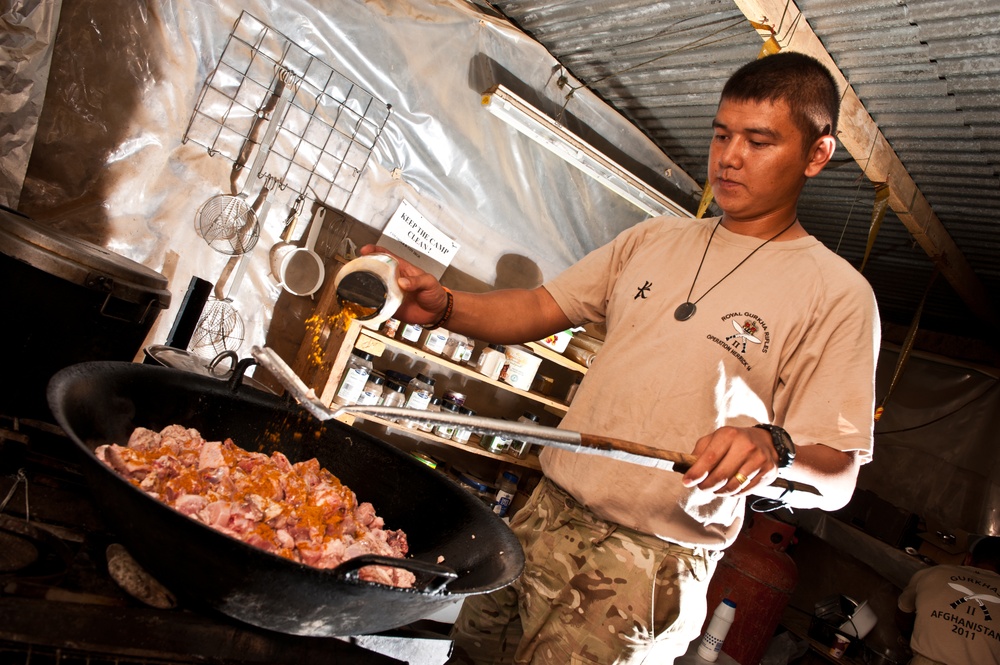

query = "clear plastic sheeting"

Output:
[[866, 347, 1000, 536], [0, 0, 63, 209], [6, 0, 702, 358]]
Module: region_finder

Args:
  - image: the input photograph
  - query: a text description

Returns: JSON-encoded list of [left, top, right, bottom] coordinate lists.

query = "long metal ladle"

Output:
[[250, 345, 819, 496]]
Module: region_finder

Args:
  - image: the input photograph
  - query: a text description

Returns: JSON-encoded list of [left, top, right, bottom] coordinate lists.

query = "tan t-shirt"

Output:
[[898, 564, 1000, 664], [542, 216, 879, 548]]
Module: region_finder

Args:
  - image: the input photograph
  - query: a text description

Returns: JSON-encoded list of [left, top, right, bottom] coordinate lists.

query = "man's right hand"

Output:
[[359, 244, 450, 327]]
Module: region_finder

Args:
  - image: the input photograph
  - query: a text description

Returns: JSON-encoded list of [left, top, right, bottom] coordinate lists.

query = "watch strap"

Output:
[[754, 423, 796, 468]]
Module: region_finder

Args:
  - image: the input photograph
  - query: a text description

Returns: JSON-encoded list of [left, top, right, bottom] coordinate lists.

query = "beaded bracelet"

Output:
[[425, 287, 454, 329]]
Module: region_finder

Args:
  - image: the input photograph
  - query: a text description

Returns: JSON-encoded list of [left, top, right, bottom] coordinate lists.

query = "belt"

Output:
[[536, 477, 715, 558]]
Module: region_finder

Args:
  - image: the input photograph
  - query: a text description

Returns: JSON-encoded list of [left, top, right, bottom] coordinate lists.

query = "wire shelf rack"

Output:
[[183, 11, 392, 210]]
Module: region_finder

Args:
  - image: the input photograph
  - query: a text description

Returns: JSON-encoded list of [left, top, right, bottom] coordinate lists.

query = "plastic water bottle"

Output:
[[698, 598, 736, 662]]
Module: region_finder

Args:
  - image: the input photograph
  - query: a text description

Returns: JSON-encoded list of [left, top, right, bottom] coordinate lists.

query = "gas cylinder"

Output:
[[702, 513, 798, 665]]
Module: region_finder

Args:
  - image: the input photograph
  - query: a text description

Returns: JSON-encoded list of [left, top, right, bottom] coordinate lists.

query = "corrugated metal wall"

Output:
[[489, 0, 1000, 344]]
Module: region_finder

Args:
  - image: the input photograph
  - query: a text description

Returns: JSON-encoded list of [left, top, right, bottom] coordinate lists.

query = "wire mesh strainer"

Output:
[[195, 196, 260, 255], [190, 298, 246, 357]]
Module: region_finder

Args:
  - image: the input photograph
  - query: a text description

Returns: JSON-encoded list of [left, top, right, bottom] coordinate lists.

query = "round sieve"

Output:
[[195, 195, 260, 256]]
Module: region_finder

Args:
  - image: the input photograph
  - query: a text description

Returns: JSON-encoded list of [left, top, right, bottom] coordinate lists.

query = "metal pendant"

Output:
[[674, 302, 696, 321]]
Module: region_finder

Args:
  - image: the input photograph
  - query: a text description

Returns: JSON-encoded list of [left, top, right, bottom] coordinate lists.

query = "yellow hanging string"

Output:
[[874, 268, 939, 422], [860, 183, 891, 274], [696, 183, 714, 218]]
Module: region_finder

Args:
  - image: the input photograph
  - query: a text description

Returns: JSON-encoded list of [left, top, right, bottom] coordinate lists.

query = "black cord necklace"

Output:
[[674, 218, 798, 321]]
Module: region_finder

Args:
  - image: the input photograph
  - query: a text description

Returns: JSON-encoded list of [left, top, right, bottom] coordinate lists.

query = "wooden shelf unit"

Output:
[[299, 317, 587, 478]]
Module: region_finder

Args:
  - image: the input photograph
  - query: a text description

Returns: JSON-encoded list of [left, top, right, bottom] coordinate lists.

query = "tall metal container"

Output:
[[703, 513, 798, 665], [0, 206, 171, 420]]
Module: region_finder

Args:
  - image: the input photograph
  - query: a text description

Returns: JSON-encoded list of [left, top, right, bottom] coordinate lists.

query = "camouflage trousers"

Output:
[[449, 477, 717, 664]]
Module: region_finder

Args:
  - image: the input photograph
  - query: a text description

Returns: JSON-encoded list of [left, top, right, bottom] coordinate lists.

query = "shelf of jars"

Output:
[[314, 318, 590, 476], [353, 414, 543, 471], [356, 329, 580, 414]]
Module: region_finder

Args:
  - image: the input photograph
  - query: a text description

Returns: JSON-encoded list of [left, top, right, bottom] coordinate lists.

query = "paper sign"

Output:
[[378, 200, 460, 279]]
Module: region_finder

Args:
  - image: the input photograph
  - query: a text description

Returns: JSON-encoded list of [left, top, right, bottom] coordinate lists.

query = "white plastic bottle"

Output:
[[474, 343, 507, 381], [332, 254, 404, 327], [698, 598, 736, 662], [493, 471, 519, 517]]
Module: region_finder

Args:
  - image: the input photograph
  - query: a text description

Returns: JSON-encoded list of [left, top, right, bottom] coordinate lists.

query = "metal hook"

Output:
[[283, 192, 306, 228]]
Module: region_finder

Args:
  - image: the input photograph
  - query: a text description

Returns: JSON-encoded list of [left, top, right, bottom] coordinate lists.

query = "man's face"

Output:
[[708, 98, 825, 229]]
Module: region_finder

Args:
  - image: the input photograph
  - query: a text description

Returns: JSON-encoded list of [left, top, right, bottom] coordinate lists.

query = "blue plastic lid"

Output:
[[456, 472, 489, 492]]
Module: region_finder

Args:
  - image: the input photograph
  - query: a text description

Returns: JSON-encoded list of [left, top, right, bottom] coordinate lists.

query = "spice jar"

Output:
[[331, 349, 373, 406], [400, 322, 422, 344], [421, 327, 449, 355], [380, 317, 400, 338], [403, 373, 436, 428], [410, 452, 439, 470], [416, 397, 442, 433], [442, 332, 472, 363], [356, 372, 385, 406], [508, 411, 540, 459], [384, 370, 413, 388], [433, 400, 461, 439], [381, 380, 406, 415], [474, 343, 507, 381], [451, 406, 476, 444], [482, 419, 513, 454]]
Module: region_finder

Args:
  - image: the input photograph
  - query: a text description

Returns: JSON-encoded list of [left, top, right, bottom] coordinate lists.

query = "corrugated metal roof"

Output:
[[487, 0, 1000, 358]]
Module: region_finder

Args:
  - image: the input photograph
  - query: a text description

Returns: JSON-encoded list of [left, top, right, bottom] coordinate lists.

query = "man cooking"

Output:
[[362, 51, 879, 664]]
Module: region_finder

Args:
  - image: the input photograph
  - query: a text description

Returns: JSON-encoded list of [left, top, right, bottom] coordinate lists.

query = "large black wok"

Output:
[[46, 361, 523, 637]]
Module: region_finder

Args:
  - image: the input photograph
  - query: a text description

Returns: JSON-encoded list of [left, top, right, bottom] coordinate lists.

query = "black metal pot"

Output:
[[46, 361, 523, 637], [0, 206, 171, 420]]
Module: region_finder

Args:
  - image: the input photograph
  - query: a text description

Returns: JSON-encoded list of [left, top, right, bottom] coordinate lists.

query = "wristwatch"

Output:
[[754, 423, 796, 468]]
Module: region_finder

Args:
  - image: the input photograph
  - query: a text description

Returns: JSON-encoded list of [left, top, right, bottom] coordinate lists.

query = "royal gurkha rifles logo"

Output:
[[725, 319, 762, 354]]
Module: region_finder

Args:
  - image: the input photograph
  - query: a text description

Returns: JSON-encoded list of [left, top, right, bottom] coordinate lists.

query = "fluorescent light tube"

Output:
[[481, 84, 691, 218]]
